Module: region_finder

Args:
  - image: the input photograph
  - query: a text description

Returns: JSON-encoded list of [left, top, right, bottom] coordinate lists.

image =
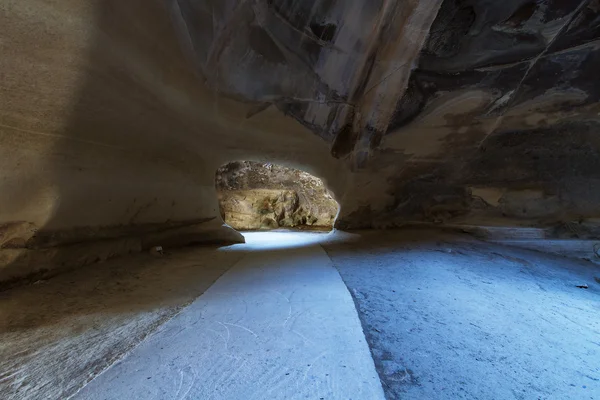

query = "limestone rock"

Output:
[[216, 162, 338, 230]]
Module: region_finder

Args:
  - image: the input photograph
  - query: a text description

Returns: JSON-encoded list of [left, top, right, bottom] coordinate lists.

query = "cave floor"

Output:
[[74, 232, 384, 400], [324, 230, 600, 400], [1, 230, 599, 399]]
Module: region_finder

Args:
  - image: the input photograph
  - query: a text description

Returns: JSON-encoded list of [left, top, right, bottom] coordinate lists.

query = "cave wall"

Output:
[[172, 0, 600, 232], [1, 0, 599, 282], [345, 0, 600, 231], [0, 0, 348, 283]]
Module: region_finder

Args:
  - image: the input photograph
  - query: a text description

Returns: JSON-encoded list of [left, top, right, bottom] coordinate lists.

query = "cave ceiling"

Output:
[[172, 0, 600, 166]]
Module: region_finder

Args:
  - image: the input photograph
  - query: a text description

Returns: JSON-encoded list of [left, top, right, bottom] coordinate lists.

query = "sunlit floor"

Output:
[[1, 230, 599, 399], [225, 230, 334, 251]]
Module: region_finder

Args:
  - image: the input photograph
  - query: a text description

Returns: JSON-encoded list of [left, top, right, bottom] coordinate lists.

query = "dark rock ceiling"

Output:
[[172, 0, 600, 227]]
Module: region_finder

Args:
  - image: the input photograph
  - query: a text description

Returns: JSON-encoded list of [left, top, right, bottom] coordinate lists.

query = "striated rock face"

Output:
[[169, 0, 600, 232], [216, 162, 338, 230], [1, 0, 600, 281]]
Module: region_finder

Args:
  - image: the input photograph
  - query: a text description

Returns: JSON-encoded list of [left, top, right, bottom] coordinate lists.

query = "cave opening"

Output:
[[215, 161, 339, 232]]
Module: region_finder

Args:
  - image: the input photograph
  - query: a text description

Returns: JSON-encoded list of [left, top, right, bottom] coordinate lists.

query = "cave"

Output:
[[216, 161, 339, 231], [1, 1, 599, 399]]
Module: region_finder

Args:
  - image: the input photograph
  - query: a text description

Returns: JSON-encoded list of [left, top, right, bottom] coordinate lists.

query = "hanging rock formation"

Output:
[[1, 0, 599, 282]]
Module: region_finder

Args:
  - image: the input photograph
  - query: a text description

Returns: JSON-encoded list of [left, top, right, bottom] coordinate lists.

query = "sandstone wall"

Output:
[[0, 0, 348, 283], [1, 0, 599, 282]]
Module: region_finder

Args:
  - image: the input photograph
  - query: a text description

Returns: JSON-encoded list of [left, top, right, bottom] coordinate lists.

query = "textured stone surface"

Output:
[[1, 0, 600, 281], [216, 161, 338, 230], [3, 230, 599, 400], [0, 244, 245, 400], [324, 229, 600, 399], [75, 232, 384, 400]]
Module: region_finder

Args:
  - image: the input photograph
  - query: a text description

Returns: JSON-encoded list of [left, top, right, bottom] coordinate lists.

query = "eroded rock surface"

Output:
[[1, 0, 600, 281], [216, 161, 338, 230]]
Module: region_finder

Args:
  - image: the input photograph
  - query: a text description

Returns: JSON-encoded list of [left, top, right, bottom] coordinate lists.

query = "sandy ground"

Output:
[[324, 230, 600, 400], [2, 229, 599, 400]]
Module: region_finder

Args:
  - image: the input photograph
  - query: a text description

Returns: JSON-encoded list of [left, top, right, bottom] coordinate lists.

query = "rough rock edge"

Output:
[[0, 220, 244, 291]]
